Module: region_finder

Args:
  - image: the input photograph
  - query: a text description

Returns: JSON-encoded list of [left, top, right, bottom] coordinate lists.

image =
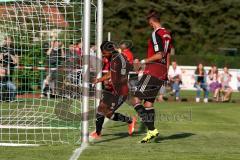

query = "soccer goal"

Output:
[[0, 0, 100, 146]]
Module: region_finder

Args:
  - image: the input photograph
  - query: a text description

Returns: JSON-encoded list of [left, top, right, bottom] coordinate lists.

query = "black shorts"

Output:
[[102, 90, 127, 112], [134, 74, 164, 103]]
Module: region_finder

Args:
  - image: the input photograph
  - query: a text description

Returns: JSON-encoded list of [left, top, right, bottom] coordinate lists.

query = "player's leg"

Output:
[[131, 75, 149, 126], [91, 92, 136, 138], [91, 90, 112, 138], [95, 109, 105, 136], [107, 95, 137, 135], [132, 75, 161, 142], [90, 101, 106, 139]]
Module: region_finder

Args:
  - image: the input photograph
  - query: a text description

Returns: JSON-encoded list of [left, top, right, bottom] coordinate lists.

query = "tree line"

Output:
[[103, 0, 240, 61]]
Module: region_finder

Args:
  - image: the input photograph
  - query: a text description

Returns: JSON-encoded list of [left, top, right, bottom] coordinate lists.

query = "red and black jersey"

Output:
[[144, 27, 173, 80], [110, 52, 131, 96], [102, 57, 110, 71], [102, 57, 114, 91]]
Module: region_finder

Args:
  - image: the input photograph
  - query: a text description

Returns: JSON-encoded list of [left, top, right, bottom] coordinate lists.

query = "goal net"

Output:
[[0, 0, 97, 146]]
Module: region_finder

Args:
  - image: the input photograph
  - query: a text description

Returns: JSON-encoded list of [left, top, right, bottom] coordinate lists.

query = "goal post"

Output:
[[81, 0, 91, 144], [0, 0, 101, 146]]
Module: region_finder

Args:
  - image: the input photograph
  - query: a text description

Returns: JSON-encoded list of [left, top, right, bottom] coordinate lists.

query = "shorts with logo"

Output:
[[101, 90, 127, 112], [134, 74, 164, 103]]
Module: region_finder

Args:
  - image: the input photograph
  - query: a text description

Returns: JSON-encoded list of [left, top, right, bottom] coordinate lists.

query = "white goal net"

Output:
[[0, 0, 97, 146]]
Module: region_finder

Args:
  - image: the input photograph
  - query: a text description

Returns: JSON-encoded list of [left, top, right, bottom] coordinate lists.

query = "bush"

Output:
[[172, 54, 240, 68]]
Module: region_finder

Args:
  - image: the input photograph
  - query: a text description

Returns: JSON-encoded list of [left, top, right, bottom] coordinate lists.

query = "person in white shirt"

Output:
[[220, 66, 233, 102], [168, 60, 182, 101]]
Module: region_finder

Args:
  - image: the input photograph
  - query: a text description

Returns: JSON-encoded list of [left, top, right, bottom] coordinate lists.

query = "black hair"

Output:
[[100, 41, 115, 52]]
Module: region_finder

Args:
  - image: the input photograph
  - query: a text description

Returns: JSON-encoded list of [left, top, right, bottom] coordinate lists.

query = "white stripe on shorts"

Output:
[[139, 75, 151, 93]]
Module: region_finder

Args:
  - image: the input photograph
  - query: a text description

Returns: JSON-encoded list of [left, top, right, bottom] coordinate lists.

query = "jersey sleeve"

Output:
[[151, 31, 164, 53], [110, 58, 119, 72], [110, 58, 120, 83]]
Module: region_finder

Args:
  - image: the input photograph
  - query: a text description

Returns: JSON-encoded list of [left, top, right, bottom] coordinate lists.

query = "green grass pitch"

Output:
[[0, 92, 240, 160]]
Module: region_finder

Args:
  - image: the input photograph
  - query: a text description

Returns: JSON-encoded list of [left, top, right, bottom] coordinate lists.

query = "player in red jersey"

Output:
[[132, 10, 173, 143], [90, 41, 136, 139], [102, 56, 114, 91], [120, 42, 134, 64]]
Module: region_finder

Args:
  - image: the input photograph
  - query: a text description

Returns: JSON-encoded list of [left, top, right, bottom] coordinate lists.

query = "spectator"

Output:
[[156, 85, 167, 102], [120, 42, 134, 64], [44, 40, 65, 95], [220, 66, 233, 102], [0, 63, 7, 101], [65, 43, 81, 69], [64, 43, 81, 85], [168, 60, 182, 101], [46, 40, 65, 67], [237, 70, 240, 92], [120, 42, 136, 92], [40, 74, 53, 98], [75, 41, 82, 66], [208, 65, 221, 101], [89, 44, 97, 72], [194, 63, 209, 103], [0, 36, 18, 101]]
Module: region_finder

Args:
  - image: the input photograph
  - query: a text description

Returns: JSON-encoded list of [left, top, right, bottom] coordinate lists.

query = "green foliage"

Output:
[[172, 54, 240, 68], [103, 0, 240, 62]]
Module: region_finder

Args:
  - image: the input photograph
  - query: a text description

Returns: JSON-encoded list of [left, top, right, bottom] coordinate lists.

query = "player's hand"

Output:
[[92, 78, 99, 84]]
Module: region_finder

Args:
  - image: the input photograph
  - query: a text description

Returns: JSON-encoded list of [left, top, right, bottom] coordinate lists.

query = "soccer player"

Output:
[[132, 10, 173, 143], [90, 41, 136, 139]]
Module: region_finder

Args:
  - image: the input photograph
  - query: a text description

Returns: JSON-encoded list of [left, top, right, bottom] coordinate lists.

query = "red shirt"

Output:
[[75, 47, 82, 66], [102, 57, 110, 71], [144, 28, 172, 80], [122, 49, 134, 64], [102, 57, 114, 91]]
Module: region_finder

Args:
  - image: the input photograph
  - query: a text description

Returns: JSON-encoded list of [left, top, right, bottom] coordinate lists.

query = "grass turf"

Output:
[[0, 91, 240, 160], [80, 102, 240, 160]]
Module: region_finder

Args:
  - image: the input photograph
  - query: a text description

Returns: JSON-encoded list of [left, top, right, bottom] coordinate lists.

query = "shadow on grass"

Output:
[[93, 132, 129, 144], [154, 133, 195, 143], [105, 123, 127, 129]]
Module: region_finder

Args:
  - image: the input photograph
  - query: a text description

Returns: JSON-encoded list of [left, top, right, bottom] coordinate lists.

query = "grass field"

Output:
[[0, 92, 240, 160]]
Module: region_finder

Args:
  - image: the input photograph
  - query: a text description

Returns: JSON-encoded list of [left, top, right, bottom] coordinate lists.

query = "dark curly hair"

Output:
[[100, 41, 115, 52]]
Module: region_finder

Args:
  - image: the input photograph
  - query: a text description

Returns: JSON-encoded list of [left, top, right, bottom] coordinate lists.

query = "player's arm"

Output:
[[141, 31, 169, 64], [142, 52, 164, 64], [94, 71, 111, 84]]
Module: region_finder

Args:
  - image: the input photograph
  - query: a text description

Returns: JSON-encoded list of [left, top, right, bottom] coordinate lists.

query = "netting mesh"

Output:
[[0, 0, 97, 145]]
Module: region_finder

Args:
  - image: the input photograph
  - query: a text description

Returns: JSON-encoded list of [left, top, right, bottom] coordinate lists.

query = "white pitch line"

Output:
[[69, 118, 109, 160], [0, 143, 40, 147]]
